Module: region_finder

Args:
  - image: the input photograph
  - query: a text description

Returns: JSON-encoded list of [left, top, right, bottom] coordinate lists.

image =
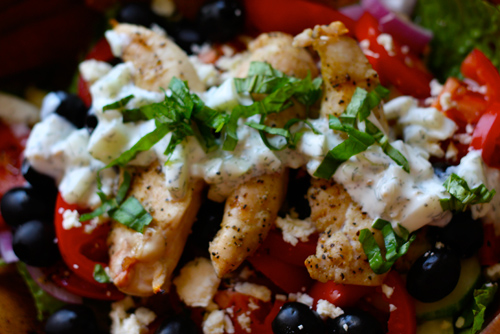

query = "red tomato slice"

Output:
[[471, 103, 500, 169], [479, 223, 500, 266], [78, 37, 115, 108], [247, 250, 314, 294], [256, 229, 317, 267], [54, 194, 110, 284], [0, 121, 29, 230], [355, 12, 432, 99], [433, 77, 489, 126], [380, 271, 416, 334], [45, 261, 124, 301], [461, 48, 500, 103], [308, 280, 374, 308], [244, 0, 355, 36], [215, 290, 272, 334]]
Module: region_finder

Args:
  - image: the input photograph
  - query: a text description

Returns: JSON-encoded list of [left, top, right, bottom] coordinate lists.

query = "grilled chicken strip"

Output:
[[209, 32, 317, 277], [113, 23, 205, 93], [209, 171, 288, 277], [107, 24, 205, 296], [295, 22, 387, 285], [108, 163, 204, 296]]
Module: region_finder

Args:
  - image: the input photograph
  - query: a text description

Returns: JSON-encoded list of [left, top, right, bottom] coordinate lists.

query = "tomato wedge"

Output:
[[380, 271, 416, 334], [471, 102, 500, 169], [461, 48, 500, 103], [355, 12, 432, 99], [308, 280, 374, 308], [54, 194, 111, 284], [244, 0, 355, 36], [77, 37, 115, 107]]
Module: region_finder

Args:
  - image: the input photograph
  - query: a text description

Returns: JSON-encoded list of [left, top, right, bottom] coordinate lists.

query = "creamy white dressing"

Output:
[[25, 53, 498, 234], [384, 96, 457, 158]]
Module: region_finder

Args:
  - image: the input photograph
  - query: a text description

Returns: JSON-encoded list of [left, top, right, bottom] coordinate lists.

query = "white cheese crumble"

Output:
[[316, 299, 344, 319], [105, 30, 132, 57], [62, 209, 81, 230], [237, 313, 252, 333], [110, 297, 156, 334], [234, 282, 271, 302], [376, 33, 396, 56], [275, 215, 316, 246], [381, 284, 394, 299], [203, 310, 226, 334], [343, 324, 349, 331], [79, 60, 112, 84], [173, 257, 221, 308], [486, 263, 500, 281], [389, 304, 398, 312], [288, 293, 314, 308]]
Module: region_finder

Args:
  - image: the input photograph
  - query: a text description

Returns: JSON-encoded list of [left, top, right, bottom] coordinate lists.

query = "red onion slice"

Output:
[[339, 4, 365, 21], [25, 265, 83, 304], [379, 13, 433, 54], [361, 0, 391, 19], [0, 230, 18, 263], [361, 0, 433, 54]]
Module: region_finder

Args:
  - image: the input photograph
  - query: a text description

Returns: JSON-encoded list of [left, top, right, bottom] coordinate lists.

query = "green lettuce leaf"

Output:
[[413, 0, 500, 82], [16, 262, 66, 321]]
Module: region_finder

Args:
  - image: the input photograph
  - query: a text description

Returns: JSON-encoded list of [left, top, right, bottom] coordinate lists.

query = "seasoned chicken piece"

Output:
[[113, 23, 205, 92], [306, 178, 386, 285], [108, 163, 204, 296], [236, 32, 319, 79], [209, 32, 317, 277], [209, 171, 288, 277], [293, 22, 379, 118], [295, 22, 391, 285]]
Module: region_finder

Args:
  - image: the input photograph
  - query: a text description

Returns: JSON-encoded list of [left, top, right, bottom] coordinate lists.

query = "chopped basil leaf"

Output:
[[359, 219, 416, 275], [121, 108, 148, 123], [93, 264, 111, 283], [314, 85, 408, 179], [457, 283, 498, 334], [80, 170, 133, 222], [111, 196, 153, 233], [440, 173, 496, 212], [16, 262, 65, 321], [103, 94, 135, 111]]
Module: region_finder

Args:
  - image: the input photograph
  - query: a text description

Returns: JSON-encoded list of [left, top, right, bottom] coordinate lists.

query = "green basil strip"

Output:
[[440, 173, 496, 212], [105, 123, 172, 168], [359, 219, 415, 275], [365, 120, 410, 173], [111, 196, 153, 233], [103, 94, 135, 111], [121, 108, 148, 123], [93, 264, 111, 283], [314, 123, 375, 179]]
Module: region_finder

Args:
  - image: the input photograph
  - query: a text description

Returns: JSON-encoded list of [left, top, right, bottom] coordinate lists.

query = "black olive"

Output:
[[85, 113, 98, 134], [155, 316, 198, 334], [439, 211, 483, 258], [117, 3, 160, 27], [21, 159, 57, 194], [197, 0, 245, 42], [432, 161, 450, 178], [1, 186, 54, 227], [325, 308, 384, 334], [45, 305, 99, 334], [272, 302, 325, 334], [284, 169, 311, 219], [190, 199, 225, 248], [12, 219, 60, 267], [406, 247, 461, 303], [168, 20, 206, 54], [52, 91, 89, 128]]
